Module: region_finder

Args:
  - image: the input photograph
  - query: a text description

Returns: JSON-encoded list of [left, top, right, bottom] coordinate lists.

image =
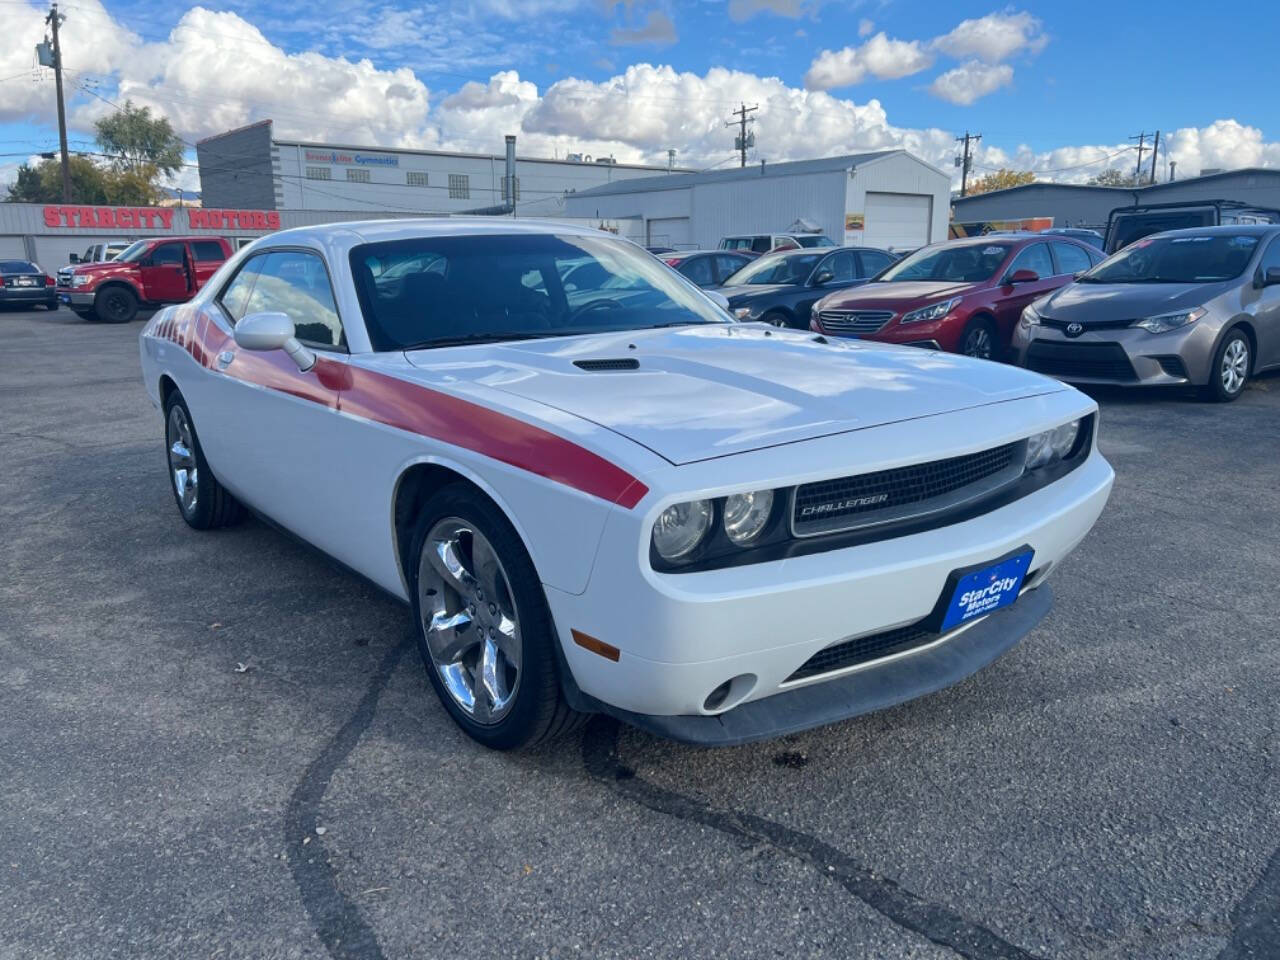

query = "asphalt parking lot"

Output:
[[2, 305, 1279, 960]]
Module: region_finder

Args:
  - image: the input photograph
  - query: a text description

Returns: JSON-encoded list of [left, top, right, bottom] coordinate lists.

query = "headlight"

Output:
[[1020, 304, 1041, 329], [1132, 307, 1206, 334], [71, 275, 90, 287], [1025, 418, 1082, 470], [652, 499, 713, 561], [900, 297, 960, 325], [722, 489, 773, 545]]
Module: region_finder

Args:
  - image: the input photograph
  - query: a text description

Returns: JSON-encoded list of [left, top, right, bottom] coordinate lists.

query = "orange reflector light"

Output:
[[571, 629, 620, 662]]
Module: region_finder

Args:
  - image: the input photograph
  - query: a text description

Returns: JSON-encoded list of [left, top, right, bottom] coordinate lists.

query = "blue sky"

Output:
[[2, 0, 1278, 188]]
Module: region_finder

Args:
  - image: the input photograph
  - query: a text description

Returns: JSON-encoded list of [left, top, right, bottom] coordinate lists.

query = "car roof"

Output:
[[1147, 223, 1280, 239], [265, 217, 621, 249], [939, 234, 1067, 250], [664, 249, 733, 257]]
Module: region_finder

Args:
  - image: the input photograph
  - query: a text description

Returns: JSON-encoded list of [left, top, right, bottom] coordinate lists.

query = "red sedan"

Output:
[[810, 235, 1104, 359]]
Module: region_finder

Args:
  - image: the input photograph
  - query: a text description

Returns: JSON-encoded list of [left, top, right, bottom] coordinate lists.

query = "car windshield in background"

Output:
[[1082, 234, 1260, 284], [349, 233, 729, 351], [0, 260, 38, 273], [877, 243, 1012, 284], [722, 252, 821, 286], [115, 241, 150, 263], [792, 236, 834, 248]]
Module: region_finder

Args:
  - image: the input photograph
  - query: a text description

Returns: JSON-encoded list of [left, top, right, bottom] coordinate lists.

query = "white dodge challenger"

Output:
[[139, 219, 1114, 750]]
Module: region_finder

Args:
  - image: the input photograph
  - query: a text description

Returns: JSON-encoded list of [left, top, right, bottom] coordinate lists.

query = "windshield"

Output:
[[1082, 234, 1260, 284], [877, 243, 1012, 283], [116, 241, 150, 263], [349, 233, 729, 351], [722, 252, 821, 286], [793, 235, 834, 248]]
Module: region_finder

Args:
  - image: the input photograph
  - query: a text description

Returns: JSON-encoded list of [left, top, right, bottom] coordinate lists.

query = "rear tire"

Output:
[[95, 286, 138, 324], [409, 484, 583, 751], [162, 390, 244, 530], [1202, 329, 1250, 402], [960, 316, 998, 360]]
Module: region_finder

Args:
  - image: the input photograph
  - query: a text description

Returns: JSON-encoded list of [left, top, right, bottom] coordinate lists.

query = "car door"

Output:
[[992, 242, 1057, 338], [1251, 235, 1280, 368], [194, 247, 350, 538], [189, 240, 228, 292], [793, 250, 859, 324], [139, 242, 191, 302], [1049, 241, 1093, 283]]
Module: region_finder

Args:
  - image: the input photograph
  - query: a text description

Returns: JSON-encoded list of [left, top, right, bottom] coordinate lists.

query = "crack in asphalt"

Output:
[[581, 716, 1044, 960], [284, 635, 412, 960], [1217, 843, 1280, 959]]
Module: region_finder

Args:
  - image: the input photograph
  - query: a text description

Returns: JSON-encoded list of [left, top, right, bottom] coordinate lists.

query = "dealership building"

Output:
[[195, 120, 683, 216], [562, 150, 954, 252]]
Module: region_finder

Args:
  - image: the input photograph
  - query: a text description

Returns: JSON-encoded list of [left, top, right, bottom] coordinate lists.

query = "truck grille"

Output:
[[1026, 341, 1137, 382], [792, 442, 1024, 538], [56, 269, 73, 288], [817, 310, 894, 335]]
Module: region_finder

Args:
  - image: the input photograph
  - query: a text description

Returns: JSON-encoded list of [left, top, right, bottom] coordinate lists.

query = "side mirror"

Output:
[[69, 253, 80, 264], [1263, 267, 1280, 288], [704, 289, 731, 313], [1005, 269, 1039, 285], [1071, 270, 1085, 280], [234, 311, 316, 372], [811, 270, 834, 286]]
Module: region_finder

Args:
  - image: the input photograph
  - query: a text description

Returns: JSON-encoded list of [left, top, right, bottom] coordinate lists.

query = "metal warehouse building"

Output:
[[951, 168, 1280, 233], [197, 120, 683, 216], [561, 150, 953, 252]]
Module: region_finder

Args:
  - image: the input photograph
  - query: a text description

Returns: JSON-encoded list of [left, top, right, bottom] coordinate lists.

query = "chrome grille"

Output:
[[817, 309, 894, 334], [792, 442, 1025, 538]]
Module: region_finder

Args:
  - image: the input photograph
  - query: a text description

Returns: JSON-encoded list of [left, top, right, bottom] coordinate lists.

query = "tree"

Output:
[[1087, 168, 1152, 187], [4, 156, 112, 204], [966, 168, 1036, 195], [94, 100, 184, 178]]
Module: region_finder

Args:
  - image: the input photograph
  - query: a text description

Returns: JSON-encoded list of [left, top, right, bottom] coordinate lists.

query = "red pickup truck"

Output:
[[58, 235, 233, 323]]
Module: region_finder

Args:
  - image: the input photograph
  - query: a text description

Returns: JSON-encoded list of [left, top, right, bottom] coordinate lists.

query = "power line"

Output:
[[955, 131, 980, 196], [725, 103, 757, 168], [1129, 131, 1153, 184]]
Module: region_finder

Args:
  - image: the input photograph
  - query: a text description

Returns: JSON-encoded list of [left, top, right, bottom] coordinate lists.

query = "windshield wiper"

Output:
[[401, 331, 553, 350]]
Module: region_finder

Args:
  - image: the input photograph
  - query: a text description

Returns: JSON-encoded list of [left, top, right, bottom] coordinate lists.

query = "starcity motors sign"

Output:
[[42, 205, 282, 232], [304, 149, 399, 167]]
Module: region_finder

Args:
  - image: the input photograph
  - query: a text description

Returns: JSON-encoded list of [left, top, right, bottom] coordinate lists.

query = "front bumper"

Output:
[[56, 289, 95, 308], [1012, 321, 1217, 386], [549, 425, 1113, 739]]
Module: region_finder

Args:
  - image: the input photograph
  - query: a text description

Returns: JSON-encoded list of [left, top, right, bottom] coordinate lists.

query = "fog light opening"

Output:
[[701, 673, 757, 714]]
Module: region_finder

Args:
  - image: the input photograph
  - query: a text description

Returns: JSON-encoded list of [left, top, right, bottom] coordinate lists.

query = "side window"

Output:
[[715, 255, 746, 282], [1051, 241, 1093, 276], [243, 251, 345, 349], [680, 256, 714, 287], [819, 251, 856, 281], [217, 256, 265, 323], [1007, 243, 1054, 280], [192, 241, 226, 263], [150, 243, 185, 266], [1258, 236, 1280, 281], [1086, 247, 1106, 266], [751, 237, 771, 253], [858, 251, 893, 277]]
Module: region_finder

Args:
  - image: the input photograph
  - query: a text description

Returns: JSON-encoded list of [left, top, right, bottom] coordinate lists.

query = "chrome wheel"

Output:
[[963, 326, 993, 359], [166, 405, 198, 514], [1221, 338, 1248, 395], [417, 518, 521, 725]]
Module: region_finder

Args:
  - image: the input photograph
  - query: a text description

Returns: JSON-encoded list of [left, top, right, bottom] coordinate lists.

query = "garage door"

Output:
[[0, 236, 28, 260], [646, 217, 691, 249], [863, 193, 932, 252]]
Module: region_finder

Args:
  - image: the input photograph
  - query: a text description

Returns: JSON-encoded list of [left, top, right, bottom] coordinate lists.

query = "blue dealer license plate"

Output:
[[938, 550, 1034, 632], [58, 294, 71, 303]]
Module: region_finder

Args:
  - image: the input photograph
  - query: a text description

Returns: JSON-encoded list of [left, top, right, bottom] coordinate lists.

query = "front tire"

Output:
[[162, 390, 244, 529], [960, 317, 997, 360], [409, 484, 582, 750], [760, 310, 791, 328], [1203, 329, 1250, 402], [96, 286, 138, 324]]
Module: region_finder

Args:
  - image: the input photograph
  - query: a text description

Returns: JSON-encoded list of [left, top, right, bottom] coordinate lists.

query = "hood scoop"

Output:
[[573, 358, 639, 371]]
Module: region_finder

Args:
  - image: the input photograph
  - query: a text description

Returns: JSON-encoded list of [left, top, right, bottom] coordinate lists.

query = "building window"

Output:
[[448, 174, 470, 200], [346, 168, 371, 184], [406, 171, 428, 187], [305, 166, 331, 180]]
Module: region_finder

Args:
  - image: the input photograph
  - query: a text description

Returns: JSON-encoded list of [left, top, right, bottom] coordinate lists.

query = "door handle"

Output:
[[216, 350, 235, 369]]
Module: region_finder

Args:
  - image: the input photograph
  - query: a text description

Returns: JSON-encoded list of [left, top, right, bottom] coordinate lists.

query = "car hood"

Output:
[[1041, 280, 1228, 322], [820, 280, 980, 309], [66, 261, 129, 275], [404, 325, 1063, 465]]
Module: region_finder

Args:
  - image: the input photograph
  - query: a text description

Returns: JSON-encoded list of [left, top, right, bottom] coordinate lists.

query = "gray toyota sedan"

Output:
[[1012, 225, 1280, 401]]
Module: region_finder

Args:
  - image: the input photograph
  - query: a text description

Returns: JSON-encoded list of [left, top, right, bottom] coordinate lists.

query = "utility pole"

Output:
[[955, 131, 981, 197], [1149, 130, 1160, 184], [726, 103, 757, 168], [45, 3, 72, 203], [1130, 132, 1151, 185]]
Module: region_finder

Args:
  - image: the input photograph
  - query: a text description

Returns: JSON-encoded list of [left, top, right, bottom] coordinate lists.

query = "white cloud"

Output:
[[932, 10, 1047, 63], [804, 33, 934, 90], [857, 18, 874, 37], [928, 61, 1013, 105], [609, 11, 678, 47]]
